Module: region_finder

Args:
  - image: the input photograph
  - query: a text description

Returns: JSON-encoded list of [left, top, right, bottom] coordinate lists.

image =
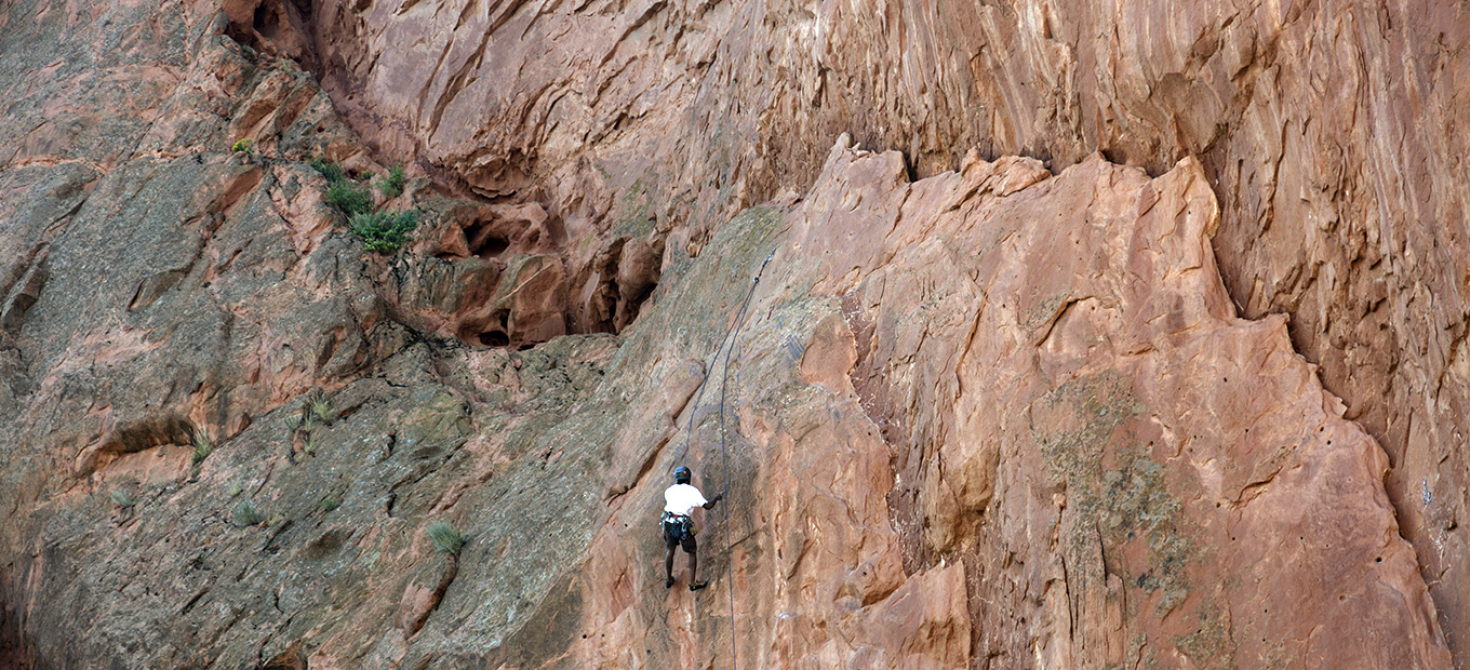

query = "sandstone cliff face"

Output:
[[0, 1, 1462, 670], [308, 0, 1470, 659]]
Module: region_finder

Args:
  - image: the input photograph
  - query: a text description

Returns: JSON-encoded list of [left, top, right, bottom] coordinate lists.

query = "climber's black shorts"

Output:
[[662, 514, 696, 553]]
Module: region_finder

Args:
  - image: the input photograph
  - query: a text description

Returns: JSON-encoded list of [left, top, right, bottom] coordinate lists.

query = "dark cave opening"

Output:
[[463, 219, 512, 259], [253, 4, 280, 42], [478, 331, 511, 347]]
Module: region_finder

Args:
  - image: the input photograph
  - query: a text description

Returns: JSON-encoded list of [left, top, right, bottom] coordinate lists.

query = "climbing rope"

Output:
[[674, 248, 775, 466], [718, 305, 743, 667], [675, 247, 776, 670]]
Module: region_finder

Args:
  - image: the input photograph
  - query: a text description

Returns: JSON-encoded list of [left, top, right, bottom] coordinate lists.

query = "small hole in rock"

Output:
[[474, 236, 510, 258], [252, 4, 280, 41], [464, 219, 512, 258]]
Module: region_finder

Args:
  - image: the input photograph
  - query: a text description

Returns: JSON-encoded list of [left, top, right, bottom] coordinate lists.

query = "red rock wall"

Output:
[[309, 0, 1470, 659], [0, 0, 1464, 668], [562, 138, 1452, 669]]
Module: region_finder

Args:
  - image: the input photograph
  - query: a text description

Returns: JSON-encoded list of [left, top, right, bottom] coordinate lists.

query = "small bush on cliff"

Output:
[[326, 180, 374, 218], [377, 164, 406, 198], [426, 521, 465, 555], [350, 209, 420, 253], [308, 156, 346, 183], [192, 431, 214, 464], [309, 395, 334, 424], [233, 499, 263, 527], [231, 138, 255, 153]]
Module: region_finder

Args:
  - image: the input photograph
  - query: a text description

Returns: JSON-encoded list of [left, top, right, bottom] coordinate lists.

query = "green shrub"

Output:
[[308, 156, 346, 183], [426, 521, 465, 555], [350, 209, 420, 253], [283, 414, 302, 431], [192, 432, 214, 464], [233, 499, 263, 527], [377, 164, 406, 197], [320, 497, 340, 512], [231, 138, 255, 153], [326, 180, 373, 218], [310, 396, 334, 424]]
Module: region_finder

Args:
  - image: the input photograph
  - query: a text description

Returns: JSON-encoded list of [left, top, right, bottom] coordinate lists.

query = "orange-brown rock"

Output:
[[799, 139, 1452, 667], [547, 138, 1449, 670], [0, 0, 1466, 669], [308, 3, 1470, 653]]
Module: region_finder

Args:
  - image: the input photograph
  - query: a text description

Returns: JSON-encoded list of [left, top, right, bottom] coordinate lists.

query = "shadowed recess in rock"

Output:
[[395, 198, 664, 349], [221, 0, 316, 67]]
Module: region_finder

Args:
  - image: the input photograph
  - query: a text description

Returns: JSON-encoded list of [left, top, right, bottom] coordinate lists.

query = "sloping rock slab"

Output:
[[556, 138, 1451, 669]]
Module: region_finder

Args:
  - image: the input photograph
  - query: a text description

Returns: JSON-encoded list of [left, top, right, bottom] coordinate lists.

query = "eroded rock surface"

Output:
[[543, 140, 1451, 670], [0, 0, 1464, 669], [306, 3, 1470, 651]]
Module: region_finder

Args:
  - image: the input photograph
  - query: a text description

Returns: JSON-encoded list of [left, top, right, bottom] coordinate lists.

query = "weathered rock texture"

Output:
[[307, 1, 1470, 657], [0, 0, 1465, 669]]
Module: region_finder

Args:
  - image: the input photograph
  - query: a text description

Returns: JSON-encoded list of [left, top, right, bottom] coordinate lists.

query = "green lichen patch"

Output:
[[1023, 292, 1070, 333], [1177, 609, 1239, 670], [1031, 370, 1230, 667], [726, 204, 783, 258], [398, 390, 474, 454], [634, 202, 782, 352], [612, 174, 658, 239]]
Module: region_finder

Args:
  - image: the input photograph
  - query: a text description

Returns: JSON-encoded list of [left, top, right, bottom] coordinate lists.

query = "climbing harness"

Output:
[[673, 247, 776, 670], [661, 511, 694, 542]]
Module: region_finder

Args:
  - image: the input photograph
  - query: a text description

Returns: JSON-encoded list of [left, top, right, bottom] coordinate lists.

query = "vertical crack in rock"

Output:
[[0, 571, 35, 670]]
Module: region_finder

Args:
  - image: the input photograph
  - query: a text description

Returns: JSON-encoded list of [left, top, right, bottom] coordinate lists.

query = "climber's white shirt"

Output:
[[664, 483, 709, 517]]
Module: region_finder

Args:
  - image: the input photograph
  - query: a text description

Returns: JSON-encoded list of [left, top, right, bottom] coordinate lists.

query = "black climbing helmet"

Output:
[[674, 466, 691, 484]]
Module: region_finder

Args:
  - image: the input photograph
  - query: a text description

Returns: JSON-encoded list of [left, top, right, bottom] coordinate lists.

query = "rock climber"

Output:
[[662, 465, 723, 591]]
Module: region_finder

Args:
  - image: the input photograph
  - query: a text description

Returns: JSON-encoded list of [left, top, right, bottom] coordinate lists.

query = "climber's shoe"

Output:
[[666, 576, 675, 588], [689, 580, 708, 592]]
